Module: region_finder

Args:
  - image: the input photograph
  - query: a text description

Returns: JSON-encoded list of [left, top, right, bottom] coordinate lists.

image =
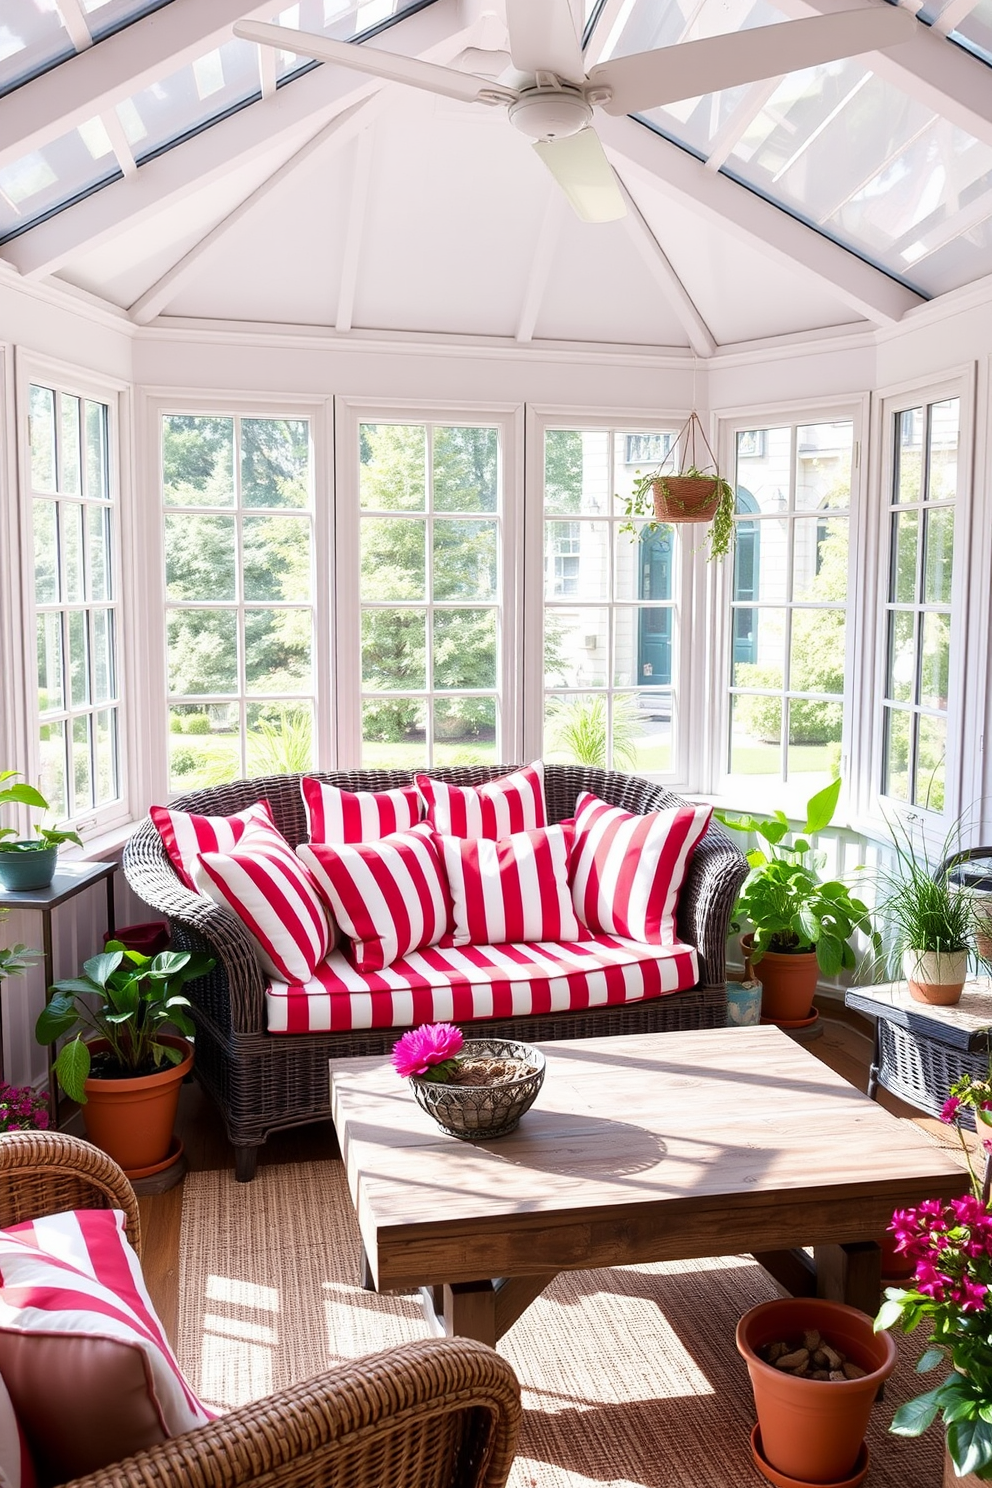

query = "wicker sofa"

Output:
[[123, 764, 747, 1180]]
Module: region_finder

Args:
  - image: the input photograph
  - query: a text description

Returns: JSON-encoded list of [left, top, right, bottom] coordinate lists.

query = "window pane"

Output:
[[433, 697, 497, 765], [883, 707, 911, 801], [163, 415, 235, 506], [244, 609, 311, 694], [246, 704, 314, 775], [732, 607, 786, 688], [890, 510, 919, 604], [615, 606, 673, 689], [62, 503, 84, 604], [433, 520, 497, 600], [362, 609, 426, 690], [433, 427, 498, 513], [94, 709, 118, 807], [917, 714, 946, 812], [625, 690, 673, 775], [886, 612, 916, 704], [244, 515, 312, 602], [730, 693, 781, 778], [61, 395, 81, 495], [72, 715, 92, 814], [894, 409, 923, 504], [736, 427, 790, 514], [86, 504, 110, 600], [361, 698, 427, 769], [165, 514, 236, 600], [29, 386, 56, 492], [360, 424, 426, 511], [920, 612, 950, 710], [84, 401, 108, 500], [787, 699, 842, 784], [545, 692, 610, 768], [167, 610, 238, 694], [790, 608, 845, 699], [545, 520, 609, 600], [361, 517, 426, 602], [792, 517, 848, 602], [923, 506, 954, 604], [34, 500, 58, 603], [928, 399, 959, 501], [433, 609, 497, 691], [169, 703, 240, 791], [92, 609, 115, 704], [616, 524, 673, 601], [121, 38, 261, 164], [545, 430, 603, 515], [67, 610, 89, 707], [795, 424, 852, 511], [241, 419, 309, 509], [37, 614, 63, 714], [39, 720, 67, 820], [545, 608, 609, 688]]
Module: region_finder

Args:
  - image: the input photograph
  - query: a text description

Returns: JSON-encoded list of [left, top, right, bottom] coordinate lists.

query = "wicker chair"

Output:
[[123, 764, 747, 1180], [0, 1130, 521, 1488]]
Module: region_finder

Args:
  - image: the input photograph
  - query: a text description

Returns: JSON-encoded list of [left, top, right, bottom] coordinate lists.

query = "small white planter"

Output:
[[902, 947, 968, 1005]]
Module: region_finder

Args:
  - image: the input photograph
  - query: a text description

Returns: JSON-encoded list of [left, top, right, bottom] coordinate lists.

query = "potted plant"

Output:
[[0, 770, 82, 891], [35, 941, 213, 1177], [392, 1022, 545, 1140], [619, 411, 735, 560], [874, 816, 974, 1005], [716, 779, 878, 1026], [875, 1067, 992, 1484]]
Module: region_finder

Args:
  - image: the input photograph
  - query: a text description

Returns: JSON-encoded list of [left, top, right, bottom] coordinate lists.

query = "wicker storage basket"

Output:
[[652, 475, 720, 524], [411, 1040, 545, 1140]]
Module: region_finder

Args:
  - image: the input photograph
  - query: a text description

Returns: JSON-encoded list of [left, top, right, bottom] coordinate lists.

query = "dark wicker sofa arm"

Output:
[[61, 1337, 521, 1488]]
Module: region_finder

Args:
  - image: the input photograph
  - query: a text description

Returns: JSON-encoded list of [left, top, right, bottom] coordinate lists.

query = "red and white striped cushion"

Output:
[[265, 934, 698, 1033], [192, 818, 332, 983], [570, 791, 712, 944], [416, 762, 546, 838], [0, 1208, 210, 1485], [0, 1374, 35, 1488], [150, 799, 273, 891], [439, 824, 582, 946], [298, 825, 452, 973], [301, 777, 421, 843]]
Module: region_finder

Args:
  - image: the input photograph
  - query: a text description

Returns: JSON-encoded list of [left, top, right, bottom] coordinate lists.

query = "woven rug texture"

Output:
[[177, 1160, 942, 1488]]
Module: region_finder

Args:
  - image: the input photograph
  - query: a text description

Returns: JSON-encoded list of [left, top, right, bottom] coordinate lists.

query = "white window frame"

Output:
[[524, 405, 695, 783], [334, 397, 524, 768], [712, 394, 869, 819], [137, 389, 333, 804], [868, 367, 977, 842], [14, 350, 132, 840]]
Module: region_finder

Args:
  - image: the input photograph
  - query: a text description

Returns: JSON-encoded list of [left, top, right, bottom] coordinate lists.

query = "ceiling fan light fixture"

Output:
[[508, 88, 592, 141]]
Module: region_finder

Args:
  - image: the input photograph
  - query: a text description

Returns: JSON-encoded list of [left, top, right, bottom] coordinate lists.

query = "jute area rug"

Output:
[[178, 1161, 941, 1488]]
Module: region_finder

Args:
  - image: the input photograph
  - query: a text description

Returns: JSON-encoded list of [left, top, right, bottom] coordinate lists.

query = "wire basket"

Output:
[[410, 1039, 546, 1140]]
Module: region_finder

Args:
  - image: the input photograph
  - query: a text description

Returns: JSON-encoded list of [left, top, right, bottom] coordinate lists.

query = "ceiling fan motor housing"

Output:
[[508, 88, 593, 141]]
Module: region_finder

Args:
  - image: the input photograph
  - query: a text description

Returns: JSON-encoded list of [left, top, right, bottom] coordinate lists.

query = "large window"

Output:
[[161, 414, 315, 790], [29, 381, 122, 827], [358, 422, 502, 769], [543, 427, 680, 776], [881, 397, 960, 814], [727, 420, 854, 791]]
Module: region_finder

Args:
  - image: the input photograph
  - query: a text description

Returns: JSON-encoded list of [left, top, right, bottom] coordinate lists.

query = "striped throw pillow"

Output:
[[193, 818, 332, 983], [439, 824, 582, 946], [301, 777, 421, 843], [0, 1209, 210, 1485], [298, 825, 452, 972], [570, 791, 712, 944], [150, 799, 274, 891], [416, 762, 546, 838]]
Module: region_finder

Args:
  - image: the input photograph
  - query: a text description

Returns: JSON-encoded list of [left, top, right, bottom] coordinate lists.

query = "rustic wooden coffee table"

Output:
[[330, 1026, 967, 1348]]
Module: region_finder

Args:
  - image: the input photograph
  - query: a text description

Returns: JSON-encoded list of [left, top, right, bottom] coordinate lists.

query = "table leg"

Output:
[[420, 1273, 557, 1347], [813, 1241, 882, 1315], [441, 1281, 499, 1347], [866, 1016, 881, 1102], [105, 870, 116, 938], [41, 909, 59, 1127]]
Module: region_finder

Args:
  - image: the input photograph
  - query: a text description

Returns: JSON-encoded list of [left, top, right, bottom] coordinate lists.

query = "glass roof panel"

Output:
[[81, 0, 174, 45], [0, 2, 76, 95], [272, 0, 431, 84], [948, 0, 992, 66], [0, 120, 120, 238], [120, 38, 263, 163], [908, 211, 992, 293]]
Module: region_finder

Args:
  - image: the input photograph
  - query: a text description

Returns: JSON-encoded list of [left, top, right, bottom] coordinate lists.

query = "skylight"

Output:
[[0, 1, 172, 97]]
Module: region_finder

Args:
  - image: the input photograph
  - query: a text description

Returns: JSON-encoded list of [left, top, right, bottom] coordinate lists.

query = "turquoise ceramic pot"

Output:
[[0, 845, 58, 892]]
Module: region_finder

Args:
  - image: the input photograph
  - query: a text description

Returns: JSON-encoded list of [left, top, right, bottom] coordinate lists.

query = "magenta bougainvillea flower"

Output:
[[941, 1094, 963, 1123], [392, 1022, 464, 1081], [0, 1082, 50, 1133]]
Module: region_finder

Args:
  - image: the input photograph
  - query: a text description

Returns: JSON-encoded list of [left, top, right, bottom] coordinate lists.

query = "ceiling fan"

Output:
[[234, 0, 915, 224]]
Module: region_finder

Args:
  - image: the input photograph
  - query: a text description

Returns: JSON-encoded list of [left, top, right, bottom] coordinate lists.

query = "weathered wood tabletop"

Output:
[[331, 1025, 967, 1345]]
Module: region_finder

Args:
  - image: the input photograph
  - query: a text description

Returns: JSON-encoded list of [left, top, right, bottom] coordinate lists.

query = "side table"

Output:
[[0, 861, 117, 1120], [845, 978, 992, 1125]]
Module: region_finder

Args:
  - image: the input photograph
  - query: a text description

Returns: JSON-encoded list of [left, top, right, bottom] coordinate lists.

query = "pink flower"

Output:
[[941, 1096, 963, 1124], [392, 1022, 464, 1079], [955, 1277, 989, 1312]]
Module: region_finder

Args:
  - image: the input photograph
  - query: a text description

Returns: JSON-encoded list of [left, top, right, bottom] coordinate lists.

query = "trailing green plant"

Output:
[[620, 465, 735, 561], [871, 813, 974, 978], [0, 770, 82, 853], [36, 941, 214, 1103], [545, 693, 639, 771], [716, 778, 879, 976]]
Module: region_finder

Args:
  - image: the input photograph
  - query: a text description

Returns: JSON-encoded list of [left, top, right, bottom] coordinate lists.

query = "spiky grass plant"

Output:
[[874, 814, 974, 980]]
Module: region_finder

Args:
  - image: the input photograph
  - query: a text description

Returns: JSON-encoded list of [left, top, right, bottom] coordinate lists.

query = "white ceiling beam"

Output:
[[614, 173, 716, 356], [129, 98, 380, 324], [772, 0, 992, 149], [55, 0, 94, 52], [335, 122, 377, 333], [931, 0, 981, 36], [598, 113, 924, 325], [515, 189, 567, 342], [98, 107, 138, 177], [705, 77, 783, 173], [1, 0, 472, 280]]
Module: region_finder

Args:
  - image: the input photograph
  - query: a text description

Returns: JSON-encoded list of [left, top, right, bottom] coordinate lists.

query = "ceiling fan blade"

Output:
[[234, 20, 517, 104], [590, 6, 917, 114], [533, 128, 627, 223], [506, 0, 585, 83]]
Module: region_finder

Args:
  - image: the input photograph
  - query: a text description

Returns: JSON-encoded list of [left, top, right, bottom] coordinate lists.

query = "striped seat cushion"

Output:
[[265, 934, 698, 1033], [149, 798, 273, 891], [416, 762, 546, 838], [301, 777, 422, 842]]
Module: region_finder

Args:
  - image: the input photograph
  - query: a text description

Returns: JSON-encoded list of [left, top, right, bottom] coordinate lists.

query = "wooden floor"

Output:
[[136, 1003, 965, 1348]]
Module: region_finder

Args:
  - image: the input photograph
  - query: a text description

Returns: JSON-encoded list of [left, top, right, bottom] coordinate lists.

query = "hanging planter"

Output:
[[620, 411, 735, 560]]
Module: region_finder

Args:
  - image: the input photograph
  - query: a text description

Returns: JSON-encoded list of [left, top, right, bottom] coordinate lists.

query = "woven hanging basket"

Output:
[[652, 474, 721, 525]]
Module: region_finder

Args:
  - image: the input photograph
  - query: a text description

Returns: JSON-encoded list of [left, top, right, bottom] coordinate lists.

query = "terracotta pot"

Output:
[[736, 1297, 897, 1485], [741, 934, 819, 1025], [902, 948, 968, 1006], [879, 1228, 916, 1282], [80, 1035, 192, 1176]]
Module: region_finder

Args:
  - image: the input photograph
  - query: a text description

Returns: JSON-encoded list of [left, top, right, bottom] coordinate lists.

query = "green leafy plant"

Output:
[[620, 465, 735, 561], [872, 814, 973, 976], [0, 905, 39, 986], [36, 941, 214, 1103], [0, 770, 83, 853], [716, 778, 878, 976], [545, 694, 639, 771]]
